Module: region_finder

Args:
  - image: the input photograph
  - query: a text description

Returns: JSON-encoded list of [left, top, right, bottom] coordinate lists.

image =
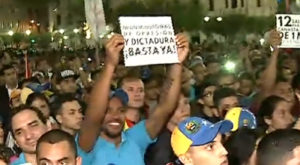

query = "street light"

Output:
[[8, 30, 14, 36], [73, 28, 79, 33], [59, 29, 65, 34], [25, 30, 31, 35], [204, 16, 210, 22], [216, 17, 223, 22]]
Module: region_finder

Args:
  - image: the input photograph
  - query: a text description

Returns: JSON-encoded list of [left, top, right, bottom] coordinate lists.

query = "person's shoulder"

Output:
[[10, 153, 26, 165]]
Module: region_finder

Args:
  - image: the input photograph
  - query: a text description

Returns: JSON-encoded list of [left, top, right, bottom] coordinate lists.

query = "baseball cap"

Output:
[[171, 117, 233, 156], [110, 88, 129, 106], [56, 69, 78, 83], [224, 107, 257, 132]]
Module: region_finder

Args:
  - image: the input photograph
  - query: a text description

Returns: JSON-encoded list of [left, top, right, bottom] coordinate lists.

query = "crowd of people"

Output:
[[0, 29, 299, 165]]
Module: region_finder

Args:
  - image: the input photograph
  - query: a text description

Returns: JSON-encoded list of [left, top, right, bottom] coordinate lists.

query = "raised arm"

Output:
[[78, 35, 124, 152], [260, 30, 281, 97], [146, 34, 189, 139]]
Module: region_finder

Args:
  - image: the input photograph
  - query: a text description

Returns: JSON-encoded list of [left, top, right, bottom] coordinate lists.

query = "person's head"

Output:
[[225, 128, 259, 165], [190, 58, 208, 85], [238, 72, 255, 96], [10, 89, 22, 108], [55, 70, 78, 94], [102, 89, 128, 138], [26, 93, 51, 118], [144, 76, 162, 101], [36, 58, 51, 73], [292, 73, 300, 98], [0, 51, 12, 65], [205, 57, 221, 75], [168, 92, 191, 131], [224, 107, 257, 132], [273, 80, 295, 103], [120, 76, 145, 108], [0, 64, 17, 86], [257, 129, 300, 165], [258, 96, 294, 133], [198, 82, 217, 107], [171, 117, 233, 165], [218, 72, 239, 91], [213, 88, 239, 118], [36, 130, 81, 165], [52, 94, 83, 135], [10, 105, 51, 154], [0, 145, 14, 165], [280, 57, 298, 82]]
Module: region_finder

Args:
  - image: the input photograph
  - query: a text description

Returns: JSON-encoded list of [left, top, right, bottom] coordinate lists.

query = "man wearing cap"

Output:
[[55, 69, 79, 95], [171, 117, 232, 165], [77, 33, 189, 165]]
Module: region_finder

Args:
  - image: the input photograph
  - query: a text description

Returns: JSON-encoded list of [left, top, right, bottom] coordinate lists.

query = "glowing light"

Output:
[[59, 29, 65, 34], [260, 38, 265, 45], [63, 36, 69, 40], [86, 30, 91, 39], [204, 16, 210, 22], [216, 17, 223, 22], [30, 20, 35, 24], [8, 30, 14, 36], [225, 61, 236, 71], [73, 28, 79, 33], [25, 30, 31, 35]]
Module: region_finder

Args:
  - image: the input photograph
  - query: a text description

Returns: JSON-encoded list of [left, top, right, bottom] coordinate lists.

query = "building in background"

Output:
[[202, 0, 278, 17]]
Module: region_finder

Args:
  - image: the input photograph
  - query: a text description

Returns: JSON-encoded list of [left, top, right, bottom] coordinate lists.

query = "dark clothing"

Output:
[[145, 130, 182, 165], [0, 85, 11, 126], [190, 102, 220, 123]]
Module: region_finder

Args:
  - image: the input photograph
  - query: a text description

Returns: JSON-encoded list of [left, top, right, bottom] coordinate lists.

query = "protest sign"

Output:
[[119, 16, 179, 67], [276, 14, 300, 48]]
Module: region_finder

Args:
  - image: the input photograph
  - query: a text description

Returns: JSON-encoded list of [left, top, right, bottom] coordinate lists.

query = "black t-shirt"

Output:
[[145, 130, 182, 165]]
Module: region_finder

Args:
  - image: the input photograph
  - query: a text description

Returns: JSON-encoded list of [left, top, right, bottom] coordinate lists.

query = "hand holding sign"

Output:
[[269, 30, 282, 52], [105, 34, 125, 67], [176, 33, 189, 63]]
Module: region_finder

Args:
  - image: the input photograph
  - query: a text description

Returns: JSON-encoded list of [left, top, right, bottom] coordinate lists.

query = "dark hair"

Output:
[[225, 128, 259, 165], [0, 64, 15, 75], [213, 87, 237, 107], [257, 96, 286, 130], [257, 129, 300, 165], [197, 81, 217, 99], [292, 73, 300, 90], [37, 129, 77, 158], [0, 145, 14, 163], [26, 93, 50, 107], [10, 105, 47, 136], [238, 72, 254, 82], [217, 71, 236, 86], [51, 94, 80, 117]]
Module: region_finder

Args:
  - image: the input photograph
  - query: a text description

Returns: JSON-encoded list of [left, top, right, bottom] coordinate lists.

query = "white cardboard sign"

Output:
[[119, 16, 179, 67], [276, 14, 300, 48]]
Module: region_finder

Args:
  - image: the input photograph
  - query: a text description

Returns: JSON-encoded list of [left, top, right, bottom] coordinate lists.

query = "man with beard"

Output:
[[77, 33, 189, 165]]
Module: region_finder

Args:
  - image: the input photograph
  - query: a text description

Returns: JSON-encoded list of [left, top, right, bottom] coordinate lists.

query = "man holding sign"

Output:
[[77, 29, 189, 165]]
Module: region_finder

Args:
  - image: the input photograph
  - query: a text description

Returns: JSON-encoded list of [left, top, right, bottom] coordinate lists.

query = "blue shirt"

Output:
[[77, 120, 155, 165], [11, 153, 27, 165]]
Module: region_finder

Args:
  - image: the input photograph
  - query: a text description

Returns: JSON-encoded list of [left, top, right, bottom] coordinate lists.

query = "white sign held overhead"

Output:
[[119, 16, 179, 67], [276, 14, 300, 48]]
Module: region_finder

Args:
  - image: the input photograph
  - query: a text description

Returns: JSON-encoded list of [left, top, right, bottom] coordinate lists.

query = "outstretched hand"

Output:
[[105, 34, 125, 67], [269, 30, 282, 51], [176, 33, 189, 63]]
